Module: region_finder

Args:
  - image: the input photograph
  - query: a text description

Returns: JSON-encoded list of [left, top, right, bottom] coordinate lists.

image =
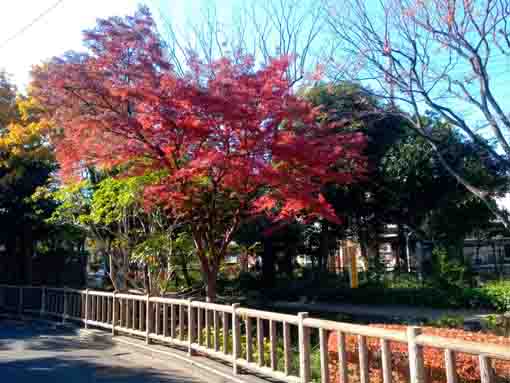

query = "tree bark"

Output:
[[205, 266, 218, 302]]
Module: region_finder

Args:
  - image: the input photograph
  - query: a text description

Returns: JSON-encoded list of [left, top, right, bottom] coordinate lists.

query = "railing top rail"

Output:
[[88, 290, 114, 298], [45, 287, 67, 292], [0, 285, 85, 293], [149, 296, 186, 305], [115, 293, 145, 301], [65, 288, 85, 294], [0, 284, 30, 289], [303, 317, 408, 342], [190, 300, 233, 313], [416, 334, 510, 360], [236, 307, 299, 325]]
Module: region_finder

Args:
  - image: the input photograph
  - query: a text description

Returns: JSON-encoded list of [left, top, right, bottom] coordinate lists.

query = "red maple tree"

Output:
[[33, 7, 366, 299]]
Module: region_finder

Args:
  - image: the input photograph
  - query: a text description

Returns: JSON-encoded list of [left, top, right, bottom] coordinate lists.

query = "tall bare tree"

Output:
[[325, 0, 510, 226], [151, 0, 327, 85]]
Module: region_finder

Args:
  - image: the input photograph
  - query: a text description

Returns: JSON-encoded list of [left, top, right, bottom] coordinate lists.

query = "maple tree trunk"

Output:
[[205, 271, 218, 302], [197, 249, 220, 302]]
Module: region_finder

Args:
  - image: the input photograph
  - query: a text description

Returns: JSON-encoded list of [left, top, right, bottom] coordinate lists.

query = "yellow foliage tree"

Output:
[[0, 94, 54, 185]]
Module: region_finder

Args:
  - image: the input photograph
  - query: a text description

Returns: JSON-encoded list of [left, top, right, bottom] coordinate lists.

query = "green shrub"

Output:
[[479, 281, 510, 313], [430, 246, 471, 289]]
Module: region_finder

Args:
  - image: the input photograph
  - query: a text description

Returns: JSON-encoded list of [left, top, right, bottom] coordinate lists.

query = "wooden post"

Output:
[[205, 304, 211, 349], [111, 292, 116, 336], [145, 295, 151, 344], [133, 299, 137, 329], [358, 335, 369, 383], [381, 339, 392, 383], [246, 316, 253, 363], [298, 312, 311, 383], [103, 295, 108, 323], [155, 301, 160, 335], [179, 304, 184, 341], [222, 311, 228, 354], [62, 288, 68, 323], [188, 300, 194, 356], [84, 289, 89, 329], [118, 298, 124, 327], [444, 349, 457, 383], [139, 300, 144, 331], [337, 332, 348, 383], [270, 320, 277, 370], [197, 307, 202, 345], [163, 303, 168, 337], [94, 295, 98, 323], [105, 296, 110, 324], [407, 326, 425, 383], [96, 295, 100, 323], [479, 355, 493, 383], [18, 287, 23, 317], [171, 304, 176, 338], [214, 310, 219, 351], [232, 303, 241, 375], [347, 242, 358, 288], [257, 317, 264, 366], [283, 322, 292, 376], [40, 286, 46, 317], [319, 328, 329, 383]]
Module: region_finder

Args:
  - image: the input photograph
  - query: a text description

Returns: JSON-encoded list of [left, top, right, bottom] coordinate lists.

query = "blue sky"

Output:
[[0, 0, 246, 90], [0, 0, 298, 90]]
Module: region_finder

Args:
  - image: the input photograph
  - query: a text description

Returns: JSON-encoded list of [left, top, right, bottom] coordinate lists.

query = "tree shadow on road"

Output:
[[0, 356, 202, 383], [0, 318, 113, 352]]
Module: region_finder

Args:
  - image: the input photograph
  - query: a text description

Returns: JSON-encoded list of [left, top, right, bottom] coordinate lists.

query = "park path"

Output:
[[271, 301, 493, 323], [0, 319, 266, 383]]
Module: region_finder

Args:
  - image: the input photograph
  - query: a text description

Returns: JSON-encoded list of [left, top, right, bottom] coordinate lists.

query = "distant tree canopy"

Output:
[[301, 83, 509, 267]]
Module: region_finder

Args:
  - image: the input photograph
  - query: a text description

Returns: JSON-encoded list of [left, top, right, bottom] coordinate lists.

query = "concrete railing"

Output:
[[1, 285, 509, 383]]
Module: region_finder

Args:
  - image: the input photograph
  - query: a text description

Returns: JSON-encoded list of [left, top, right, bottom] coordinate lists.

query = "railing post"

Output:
[[298, 312, 311, 383], [444, 349, 457, 383], [62, 287, 68, 323], [18, 286, 23, 317], [40, 286, 46, 317], [337, 332, 348, 383], [145, 294, 151, 344], [407, 326, 425, 383], [84, 289, 89, 329], [232, 303, 241, 375], [381, 339, 392, 383], [188, 299, 194, 356], [111, 292, 116, 336], [479, 355, 493, 383], [319, 327, 329, 383]]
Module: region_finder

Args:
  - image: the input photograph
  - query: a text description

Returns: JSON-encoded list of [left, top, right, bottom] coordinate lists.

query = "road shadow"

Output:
[[0, 318, 113, 352], [0, 356, 202, 383]]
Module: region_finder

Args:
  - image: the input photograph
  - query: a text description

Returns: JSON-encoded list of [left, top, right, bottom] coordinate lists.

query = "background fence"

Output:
[[1, 285, 509, 383]]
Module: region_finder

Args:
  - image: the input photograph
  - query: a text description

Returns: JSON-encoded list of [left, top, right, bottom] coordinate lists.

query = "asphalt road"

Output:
[[0, 319, 219, 383]]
